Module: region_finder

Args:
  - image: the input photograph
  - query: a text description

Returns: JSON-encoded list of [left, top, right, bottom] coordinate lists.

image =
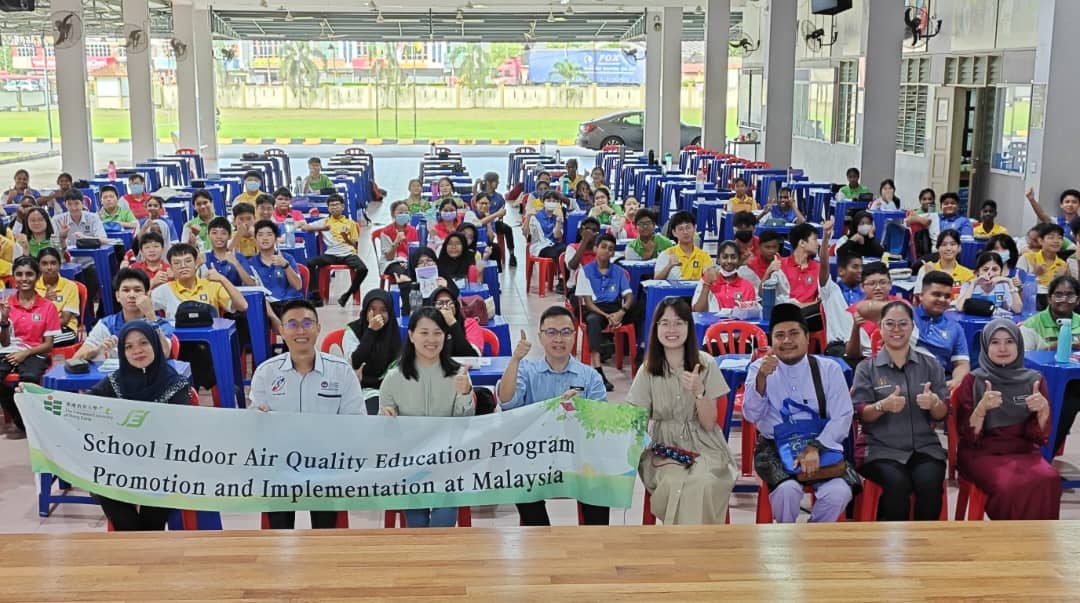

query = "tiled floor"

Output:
[[2, 145, 1080, 531]]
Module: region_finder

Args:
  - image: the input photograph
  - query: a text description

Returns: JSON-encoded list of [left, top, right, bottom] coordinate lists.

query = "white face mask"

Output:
[[719, 267, 738, 278], [857, 224, 873, 237], [543, 201, 558, 211]]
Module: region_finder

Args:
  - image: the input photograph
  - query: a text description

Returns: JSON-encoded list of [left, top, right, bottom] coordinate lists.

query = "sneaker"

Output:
[[596, 367, 615, 392], [310, 297, 325, 308], [553, 282, 565, 295], [337, 292, 352, 308], [509, 255, 518, 268]]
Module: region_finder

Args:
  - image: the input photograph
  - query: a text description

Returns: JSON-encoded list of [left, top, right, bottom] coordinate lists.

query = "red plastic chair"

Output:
[[383, 507, 472, 528], [170, 333, 180, 360], [869, 329, 883, 355], [175, 148, 197, 155], [320, 328, 346, 356], [317, 263, 361, 306], [260, 511, 350, 529], [296, 264, 310, 295], [947, 388, 988, 519], [703, 321, 768, 478], [524, 237, 555, 297], [479, 328, 499, 356], [854, 478, 949, 521]]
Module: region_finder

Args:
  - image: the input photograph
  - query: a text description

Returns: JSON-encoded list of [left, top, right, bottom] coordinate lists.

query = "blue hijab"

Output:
[[107, 320, 189, 404]]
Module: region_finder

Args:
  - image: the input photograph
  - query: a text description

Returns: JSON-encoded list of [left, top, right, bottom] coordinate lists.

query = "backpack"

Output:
[[460, 295, 489, 324]]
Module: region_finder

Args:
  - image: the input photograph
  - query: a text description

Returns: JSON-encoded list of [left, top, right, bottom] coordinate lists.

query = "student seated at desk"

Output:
[[740, 229, 783, 293], [525, 192, 569, 290], [566, 217, 600, 291], [88, 321, 193, 531], [75, 267, 174, 361], [609, 197, 640, 240], [54, 188, 107, 305], [727, 178, 755, 213], [254, 192, 275, 223], [763, 187, 806, 224], [395, 247, 446, 287], [561, 158, 584, 191], [837, 211, 885, 259], [2, 168, 38, 204], [845, 263, 914, 360], [984, 233, 1021, 277], [183, 189, 218, 251], [972, 200, 1008, 239], [302, 193, 368, 308], [955, 252, 1022, 314], [271, 187, 304, 224], [497, 305, 610, 526], [573, 180, 594, 213], [731, 211, 760, 263], [458, 223, 493, 266], [377, 201, 418, 281], [1026, 187, 1080, 240], [251, 300, 365, 530], [98, 185, 137, 230], [345, 289, 400, 415], [34, 247, 79, 347], [1017, 222, 1068, 300], [134, 196, 176, 243], [818, 235, 863, 359], [401, 178, 430, 214], [467, 193, 504, 267], [0, 256, 59, 431], [302, 157, 333, 194], [15, 207, 58, 259], [152, 243, 248, 391], [437, 232, 480, 286], [655, 211, 712, 281], [869, 178, 901, 210], [691, 241, 757, 313], [121, 173, 151, 219], [623, 209, 671, 261], [1020, 275, 1080, 453], [428, 199, 464, 252], [521, 175, 551, 213], [124, 231, 171, 289], [249, 220, 304, 313], [36, 172, 72, 216], [837, 167, 871, 200], [203, 218, 256, 288], [914, 229, 974, 292], [435, 177, 466, 209], [913, 271, 970, 390], [906, 192, 973, 240], [590, 166, 606, 192], [576, 234, 640, 391], [379, 307, 475, 528], [775, 221, 830, 339], [588, 188, 619, 226], [9, 195, 35, 236], [224, 202, 255, 258], [232, 170, 263, 207]]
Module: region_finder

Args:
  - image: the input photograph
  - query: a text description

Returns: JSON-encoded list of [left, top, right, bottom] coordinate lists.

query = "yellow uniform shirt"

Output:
[[665, 245, 713, 281], [1021, 251, 1068, 287], [929, 261, 975, 286], [973, 223, 1008, 238], [233, 234, 257, 257], [232, 191, 260, 207], [318, 215, 360, 257], [152, 278, 232, 318], [36, 276, 80, 331], [729, 195, 756, 214]]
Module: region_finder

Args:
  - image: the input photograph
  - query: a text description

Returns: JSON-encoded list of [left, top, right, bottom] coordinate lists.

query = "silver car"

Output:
[[576, 110, 701, 151]]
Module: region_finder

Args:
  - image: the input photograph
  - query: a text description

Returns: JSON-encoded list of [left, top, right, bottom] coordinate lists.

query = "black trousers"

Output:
[[1055, 381, 1080, 453], [383, 262, 409, 279], [97, 495, 171, 531], [306, 254, 369, 299], [860, 452, 945, 521], [492, 220, 515, 251], [0, 354, 50, 431], [178, 342, 216, 390], [515, 501, 609, 526], [265, 511, 341, 529], [583, 300, 643, 356]]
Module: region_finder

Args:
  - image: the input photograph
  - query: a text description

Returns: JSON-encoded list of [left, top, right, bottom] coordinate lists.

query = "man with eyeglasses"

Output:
[[250, 299, 365, 529], [1022, 275, 1080, 452], [845, 263, 918, 360], [623, 209, 672, 261], [497, 305, 609, 526], [912, 270, 970, 390]]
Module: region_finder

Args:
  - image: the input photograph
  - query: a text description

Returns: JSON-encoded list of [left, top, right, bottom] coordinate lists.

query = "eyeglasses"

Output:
[[283, 319, 317, 331], [635, 220, 655, 227], [882, 320, 912, 331], [540, 328, 575, 339], [433, 299, 455, 309], [864, 279, 891, 289], [1051, 293, 1079, 302]]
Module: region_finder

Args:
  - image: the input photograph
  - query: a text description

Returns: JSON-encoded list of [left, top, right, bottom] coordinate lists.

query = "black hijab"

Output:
[[347, 289, 401, 378], [106, 321, 189, 404], [407, 246, 439, 281], [437, 232, 473, 281], [458, 223, 480, 255]]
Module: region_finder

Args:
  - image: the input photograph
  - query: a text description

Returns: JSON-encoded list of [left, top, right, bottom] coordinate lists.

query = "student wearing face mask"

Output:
[[122, 174, 152, 219], [232, 170, 264, 207], [692, 241, 758, 313], [377, 201, 419, 281], [983, 234, 1020, 278], [837, 211, 885, 258], [731, 211, 760, 263], [428, 199, 463, 252]]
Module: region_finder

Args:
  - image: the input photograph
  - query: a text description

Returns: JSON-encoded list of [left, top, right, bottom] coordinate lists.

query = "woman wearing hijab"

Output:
[[437, 232, 479, 286], [955, 318, 1062, 520], [344, 289, 402, 416], [88, 321, 192, 530]]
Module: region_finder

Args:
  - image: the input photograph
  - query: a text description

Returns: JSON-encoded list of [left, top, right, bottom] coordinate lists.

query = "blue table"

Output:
[[239, 287, 269, 371], [68, 245, 116, 315], [642, 280, 700, 338], [464, 356, 512, 387], [960, 237, 982, 269], [164, 200, 190, 235], [1023, 351, 1080, 486], [565, 211, 586, 245], [43, 359, 191, 391], [173, 317, 243, 408], [870, 210, 907, 242], [279, 241, 308, 265], [617, 259, 657, 291], [60, 262, 83, 280]]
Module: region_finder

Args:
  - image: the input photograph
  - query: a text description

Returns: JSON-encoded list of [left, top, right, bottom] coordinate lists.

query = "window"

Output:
[[622, 113, 643, 126], [737, 69, 763, 129], [792, 67, 834, 142], [990, 85, 1031, 174], [835, 60, 858, 145], [896, 58, 929, 155]]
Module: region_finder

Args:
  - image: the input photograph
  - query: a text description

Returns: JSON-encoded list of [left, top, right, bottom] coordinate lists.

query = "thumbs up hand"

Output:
[[455, 365, 472, 395], [1026, 379, 1048, 414], [880, 385, 906, 413], [915, 381, 939, 411], [512, 329, 532, 361], [758, 351, 779, 378], [977, 380, 1003, 414], [680, 364, 707, 399]]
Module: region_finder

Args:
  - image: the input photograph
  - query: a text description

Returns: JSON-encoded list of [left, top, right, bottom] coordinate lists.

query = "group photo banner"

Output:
[[15, 386, 648, 513]]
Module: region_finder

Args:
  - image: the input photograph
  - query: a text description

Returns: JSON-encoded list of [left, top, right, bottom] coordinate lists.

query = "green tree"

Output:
[[447, 43, 494, 103], [278, 41, 326, 109], [552, 58, 587, 107]]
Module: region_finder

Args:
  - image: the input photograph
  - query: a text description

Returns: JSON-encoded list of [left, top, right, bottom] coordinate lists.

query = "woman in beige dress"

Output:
[[627, 297, 738, 524]]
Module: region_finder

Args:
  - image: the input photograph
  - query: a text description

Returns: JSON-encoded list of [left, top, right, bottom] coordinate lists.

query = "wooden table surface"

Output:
[[2, 522, 1079, 602]]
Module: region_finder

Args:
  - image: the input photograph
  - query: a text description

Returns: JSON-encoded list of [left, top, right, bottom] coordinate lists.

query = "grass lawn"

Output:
[[0, 107, 739, 142]]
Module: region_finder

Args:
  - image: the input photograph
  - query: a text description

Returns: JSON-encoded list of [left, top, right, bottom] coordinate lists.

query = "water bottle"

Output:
[[561, 177, 570, 196], [284, 217, 295, 245], [417, 223, 428, 249], [695, 167, 705, 194], [761, 279, 777, 318], [1057, 318, 1072, 363], [1020, 269, 1038, 314], [294, 177, 303, 195], [107, 161, 117, 180], [429, 142, 436, 157], [540, 141, 547, 156], [555, 149, 561, 164], [407, 288, 423, 318], [663, 152, 673, 173]]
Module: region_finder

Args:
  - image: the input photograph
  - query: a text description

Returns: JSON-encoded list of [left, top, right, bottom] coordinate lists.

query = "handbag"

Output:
[[962, 297, 996, 317], [460, 295, 489, 324], [771, 356, 845, 476]]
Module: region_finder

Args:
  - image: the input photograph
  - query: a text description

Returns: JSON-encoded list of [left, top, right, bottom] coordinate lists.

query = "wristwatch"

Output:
[[873, 401, 884, 412]]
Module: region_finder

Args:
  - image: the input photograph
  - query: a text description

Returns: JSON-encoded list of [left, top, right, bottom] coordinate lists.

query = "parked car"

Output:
[[576, 110, 701, 151], [3, 80, 37, 92]]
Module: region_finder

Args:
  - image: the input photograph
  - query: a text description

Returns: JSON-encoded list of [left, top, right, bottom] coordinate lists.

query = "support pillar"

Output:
[[658, 6, 683, 159], [194, 6, 219, 163], [172, 0, 200, 152], [859, 0, 904, 186], [52, 0, 94, 176], [701, 0, 731, 150], [122, 0, 156, 162], [762, 0, 796, 168], [643, 10, 662, 156]]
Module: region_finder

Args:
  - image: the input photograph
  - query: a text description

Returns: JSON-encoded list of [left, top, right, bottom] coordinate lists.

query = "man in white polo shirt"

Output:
[[249, 299, 366, 529]]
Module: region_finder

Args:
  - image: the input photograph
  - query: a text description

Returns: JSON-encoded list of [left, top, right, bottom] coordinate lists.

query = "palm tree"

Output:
[[278, 42, 326, 109], [447, 43, 494, 103], [552, 58, 586, 107]]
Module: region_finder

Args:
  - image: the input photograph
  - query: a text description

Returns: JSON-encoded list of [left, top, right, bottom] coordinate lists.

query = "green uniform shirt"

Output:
[[1021, 310, 1080, 351], [839, 184, 871, 199], [626, 233, 674, 260]]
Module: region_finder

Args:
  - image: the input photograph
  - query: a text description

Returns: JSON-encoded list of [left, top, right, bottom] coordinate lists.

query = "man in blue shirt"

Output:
[[249, 220, 304, 321], [936, 192, 973, 237], [205, 217, 256, 287], [914, 270, 970, 389], [475, 171, 516, 267], [497, 305, 609, 525], [575, 234, 639, 391]]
